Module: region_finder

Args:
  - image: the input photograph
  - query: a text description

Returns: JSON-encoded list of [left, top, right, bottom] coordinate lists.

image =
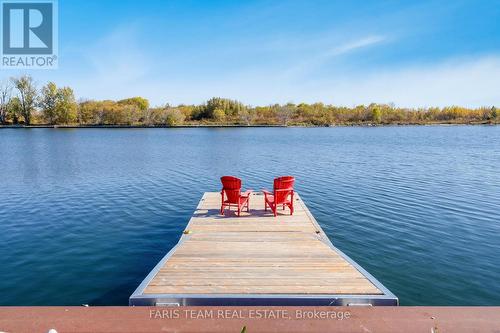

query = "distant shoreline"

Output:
[[0, 122, 497, 129], [2, 76, 498, 129]]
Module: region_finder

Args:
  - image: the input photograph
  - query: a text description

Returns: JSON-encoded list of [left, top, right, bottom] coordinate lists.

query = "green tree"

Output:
[[11, 75, 37, 125], [117, 97, 149, 111], [7, 97, 21, 124], [195, 97, 245, 120], [55, 87, 78, 124], [40, 82, 58, 124], [40, 83, 78, 124], [371, 106, 382, 124]]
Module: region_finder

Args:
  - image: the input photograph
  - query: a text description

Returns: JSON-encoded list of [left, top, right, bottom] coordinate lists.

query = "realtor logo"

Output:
[[1, 0, 58, 68]]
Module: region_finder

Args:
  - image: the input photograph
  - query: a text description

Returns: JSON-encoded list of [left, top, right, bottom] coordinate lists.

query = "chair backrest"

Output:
[[221, 176, 242, 204], [273, 176, 295, 204]]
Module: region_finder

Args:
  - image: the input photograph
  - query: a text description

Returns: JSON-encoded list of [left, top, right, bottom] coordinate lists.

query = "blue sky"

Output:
[[3, 0, 500, 107]]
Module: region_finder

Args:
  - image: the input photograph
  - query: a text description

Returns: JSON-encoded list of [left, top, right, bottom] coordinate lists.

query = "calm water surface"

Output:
[[1, 126, 499, 305]]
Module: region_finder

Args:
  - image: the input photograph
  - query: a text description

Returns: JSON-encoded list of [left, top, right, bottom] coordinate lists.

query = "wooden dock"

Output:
[[130, 192, 398, 306]]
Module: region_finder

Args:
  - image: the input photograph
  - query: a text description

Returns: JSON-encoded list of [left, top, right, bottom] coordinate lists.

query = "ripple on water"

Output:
[[0, 126, 499, 305]]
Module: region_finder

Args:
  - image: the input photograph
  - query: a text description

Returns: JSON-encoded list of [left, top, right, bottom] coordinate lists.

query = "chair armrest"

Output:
[[274, 188, 293, 192], [241, 189, 252, 197], [261, 189, 273, 196]]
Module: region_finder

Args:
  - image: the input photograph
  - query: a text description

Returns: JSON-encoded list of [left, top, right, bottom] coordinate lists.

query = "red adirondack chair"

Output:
[[262, 176, 295, 217], [220, 176, 251, 216]]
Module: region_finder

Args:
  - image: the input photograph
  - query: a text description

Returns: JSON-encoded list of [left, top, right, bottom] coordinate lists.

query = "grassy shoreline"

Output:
[[0, 121, 498, 129], [2, 76, 498, 128]]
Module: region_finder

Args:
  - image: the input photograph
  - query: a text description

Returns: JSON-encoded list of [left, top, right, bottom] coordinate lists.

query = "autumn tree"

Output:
[[3, 76, 499, 126], [194, 97, 245, 120], [56, 87, 78, 124], [277, 104, 294, 125], [164, 108, 185, 126], [0, 81, 12, 124], [11, 75, 37, 125], [239, 108, 255, 125], [371, 106, 382, 124], [77, 100, 99, 125], [40, 82, 78, 124], [118, 97, 149, 111], [213, 108, 226, 122], [40, 82, 58, 124]]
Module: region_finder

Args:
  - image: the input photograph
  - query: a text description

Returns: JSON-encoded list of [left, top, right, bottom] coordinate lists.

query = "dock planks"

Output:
[[140, 192, 383, 297]]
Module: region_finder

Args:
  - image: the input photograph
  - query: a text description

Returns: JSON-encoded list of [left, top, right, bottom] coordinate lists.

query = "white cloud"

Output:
[[323, 35, 387, 58], [283, 35, 387, 78]]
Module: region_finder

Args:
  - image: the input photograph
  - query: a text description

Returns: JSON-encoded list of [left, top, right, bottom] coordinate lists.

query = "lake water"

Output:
[[1, 126, 499, 306]]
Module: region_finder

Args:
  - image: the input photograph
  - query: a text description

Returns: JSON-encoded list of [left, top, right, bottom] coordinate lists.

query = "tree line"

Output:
[[0, 75, 498, 126]]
